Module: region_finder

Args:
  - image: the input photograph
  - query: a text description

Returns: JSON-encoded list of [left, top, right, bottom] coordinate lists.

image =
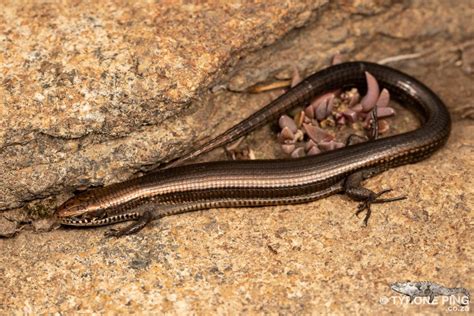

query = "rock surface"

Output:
[[0, 0, 325, 210], [1, 0, 473, 314]]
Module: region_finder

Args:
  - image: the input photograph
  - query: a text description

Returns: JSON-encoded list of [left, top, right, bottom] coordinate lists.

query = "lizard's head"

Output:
[[55, 191, 100, 219], [390, 281, 414, 293]]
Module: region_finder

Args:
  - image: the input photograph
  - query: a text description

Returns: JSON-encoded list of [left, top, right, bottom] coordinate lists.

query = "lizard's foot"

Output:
[[104, 211, 153, 237], [355, 189, 406, 226]]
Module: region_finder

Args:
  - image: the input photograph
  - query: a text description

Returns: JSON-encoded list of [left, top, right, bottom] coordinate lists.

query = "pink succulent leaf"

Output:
[[279, 115, 298, 133], [376, 88, 390, 108], [310, 92, 335, 110], [305, 139, 317, 151], [303, 123, 334, 143], [281, 144, 296, 154], [327, 95, 334, 112], [304, 104, 314, 119], [318, 141, 336, 151], [342, 109, 359, 123], [318, 140, 345, 151], [315, 100, 328, 121], [376, 106, 395, 118], [361, 71, 380, 112], [290, 65, 303, 88], [291, 147, 305, 158], [278, 131, 296, 144], [337, 116, 346, 125], [307, 146, 321, 156], [315, 96, 334, 121], [280, 126, 295, 141]]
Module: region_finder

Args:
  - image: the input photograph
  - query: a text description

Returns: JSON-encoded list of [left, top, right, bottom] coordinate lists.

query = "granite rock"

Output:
[[0, 0, 325, 210]]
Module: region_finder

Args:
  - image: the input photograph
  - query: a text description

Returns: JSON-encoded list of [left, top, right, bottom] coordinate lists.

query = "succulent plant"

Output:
[[277, 57, 396, 158]]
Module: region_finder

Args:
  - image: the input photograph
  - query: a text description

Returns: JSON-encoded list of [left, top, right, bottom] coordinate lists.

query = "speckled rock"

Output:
[[0, 0, 325, 210]]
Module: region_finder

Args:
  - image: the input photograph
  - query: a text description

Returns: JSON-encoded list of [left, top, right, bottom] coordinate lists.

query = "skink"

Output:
[[55, 62, 451, 236]]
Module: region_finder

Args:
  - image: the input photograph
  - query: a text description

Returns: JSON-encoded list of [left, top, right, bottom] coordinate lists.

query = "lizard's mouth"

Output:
[[60, 216, 106, 226], [60, 212, 142, 227]]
